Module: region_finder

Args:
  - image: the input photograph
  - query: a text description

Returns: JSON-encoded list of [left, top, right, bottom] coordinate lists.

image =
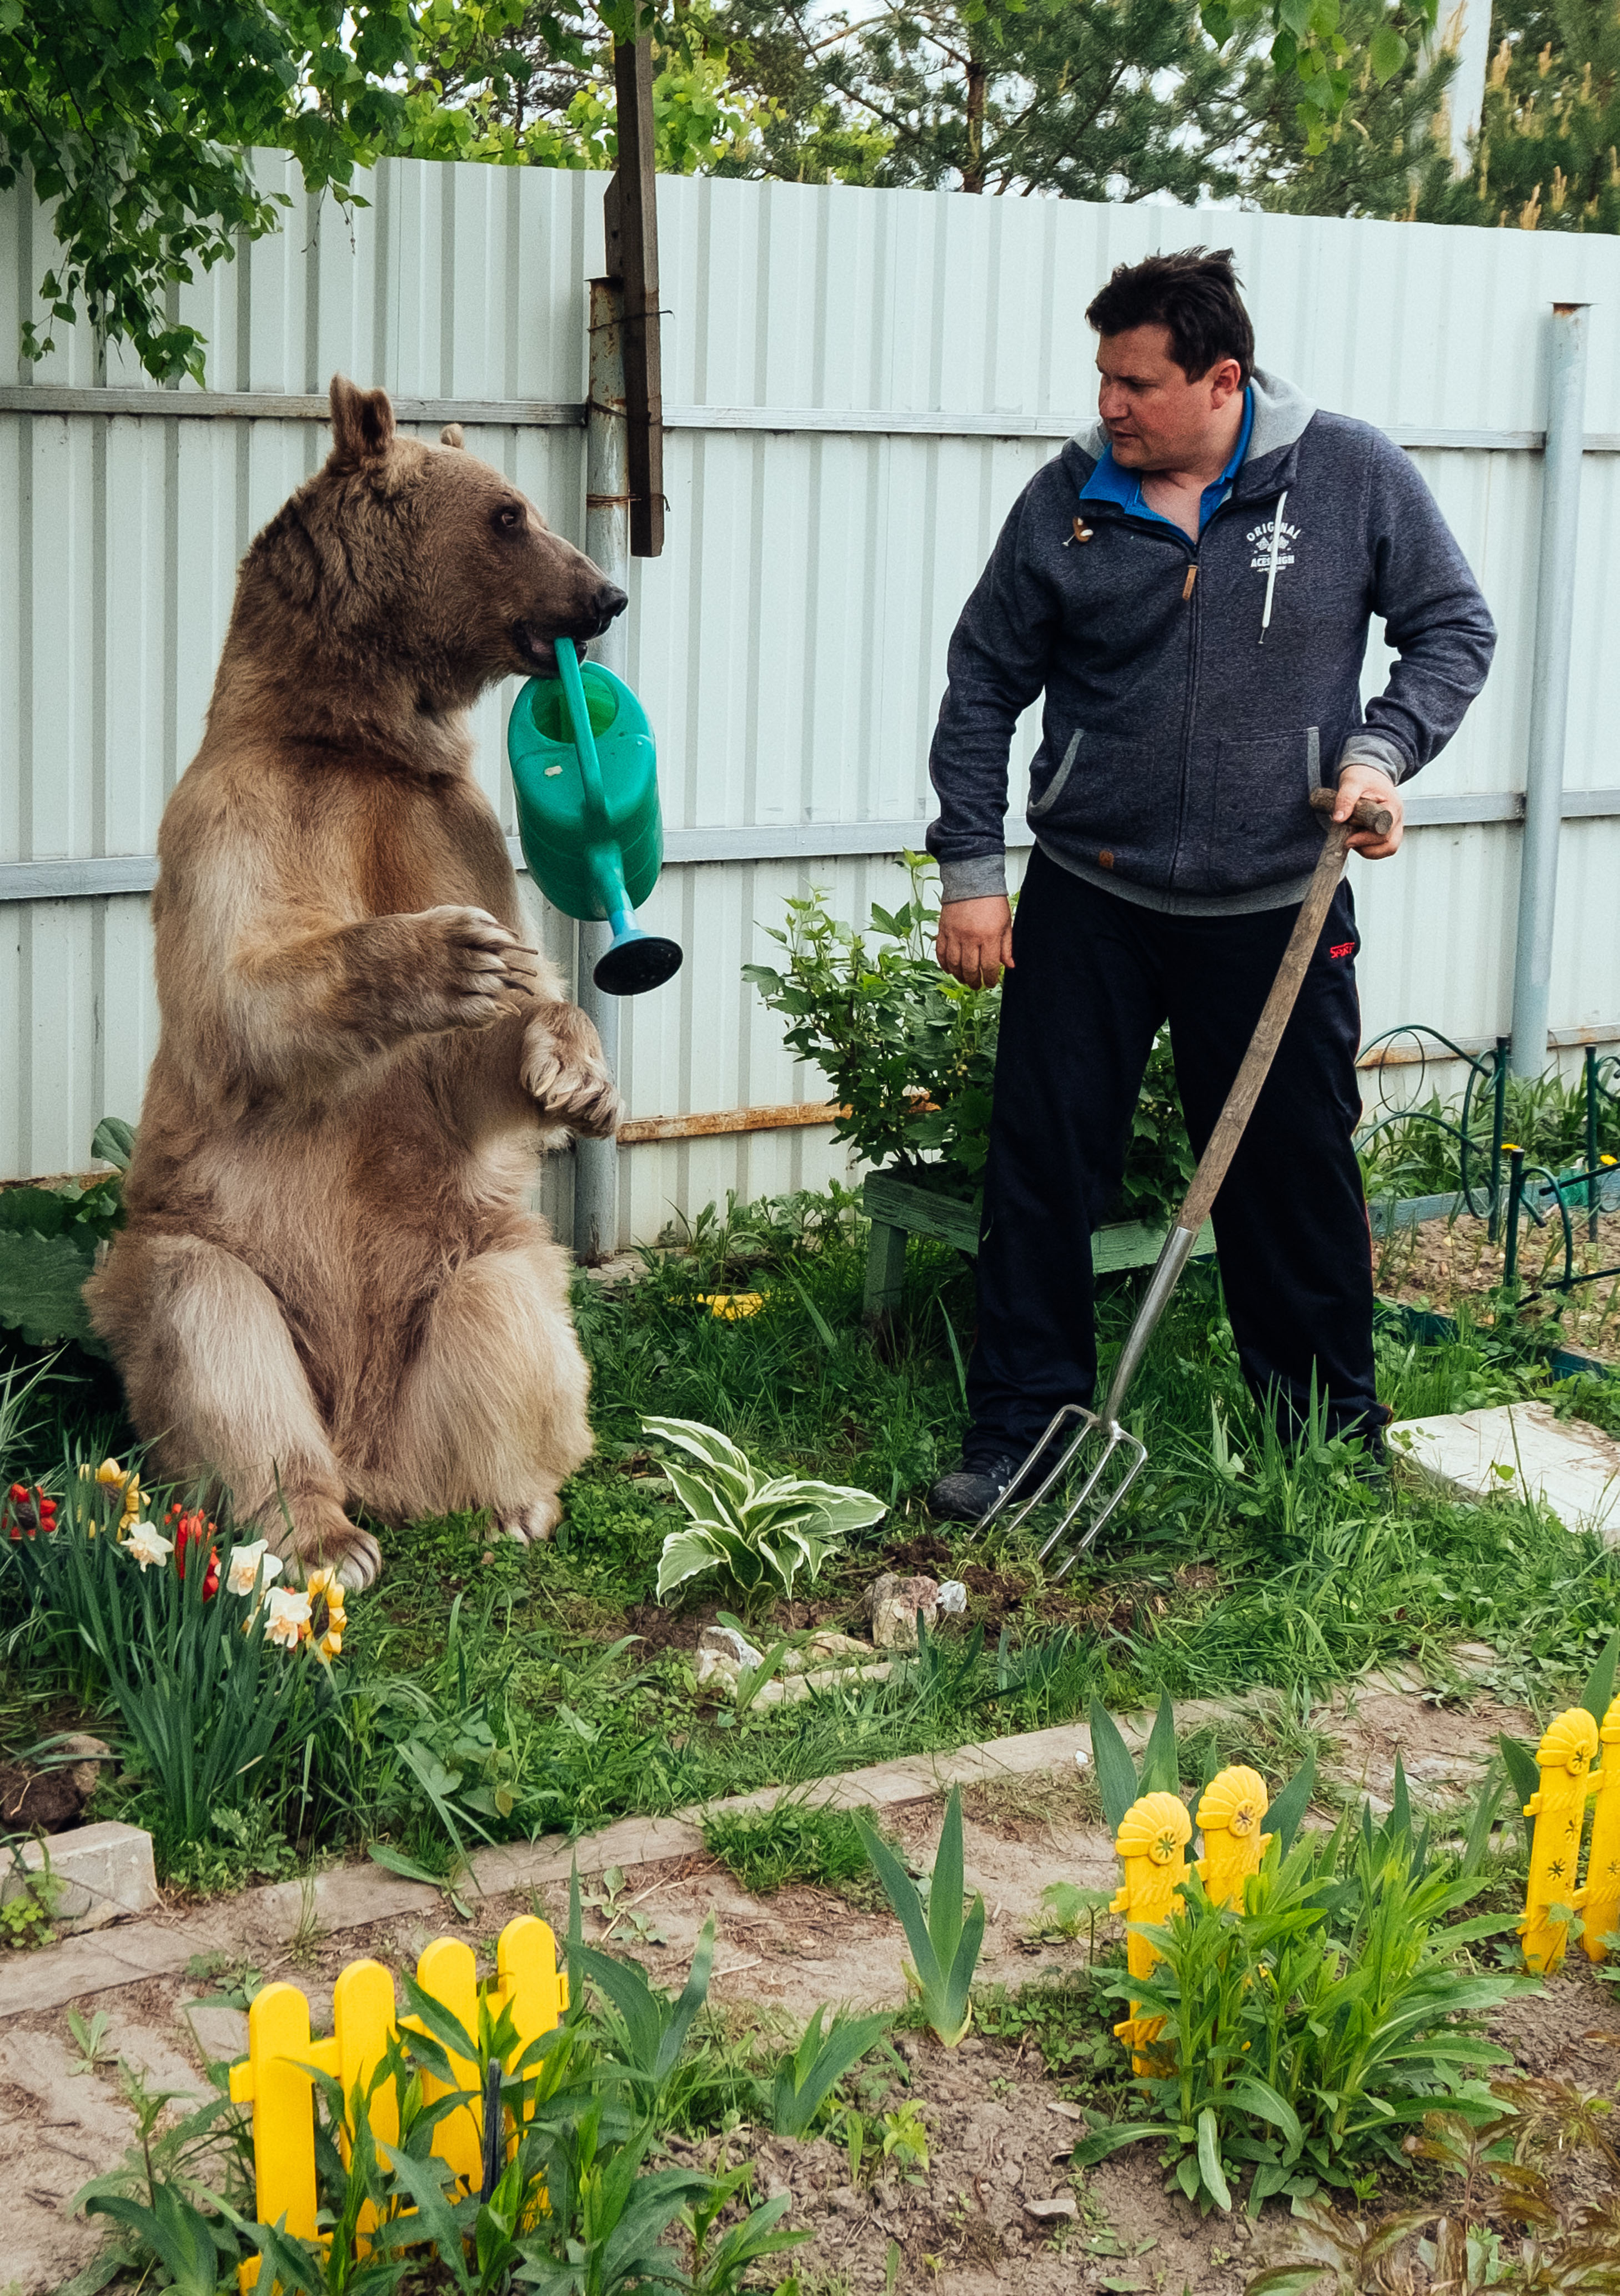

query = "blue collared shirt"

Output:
[[1079, 386, 1254, 537]]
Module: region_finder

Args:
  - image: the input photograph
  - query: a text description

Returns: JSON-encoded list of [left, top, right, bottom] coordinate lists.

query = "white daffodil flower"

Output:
[[123, 1520, 173, 1571], [225, 1540, 285, 1600], [263, 1586, 313, 1650]]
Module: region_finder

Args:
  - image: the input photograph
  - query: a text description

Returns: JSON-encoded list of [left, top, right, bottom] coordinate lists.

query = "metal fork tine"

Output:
[[974, 1401, 1090, 1533], [1041, 1428, 1148, 1578]]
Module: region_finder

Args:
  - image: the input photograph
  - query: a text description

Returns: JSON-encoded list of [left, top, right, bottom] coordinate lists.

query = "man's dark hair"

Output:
[[1085, 248, 1255, 385]]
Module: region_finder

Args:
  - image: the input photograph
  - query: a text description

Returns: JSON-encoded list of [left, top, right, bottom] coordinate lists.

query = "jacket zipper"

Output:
[[1107, 480, 1288, 887], [1168, 531, 1201, 889], [1096, 508, 1202, 888]]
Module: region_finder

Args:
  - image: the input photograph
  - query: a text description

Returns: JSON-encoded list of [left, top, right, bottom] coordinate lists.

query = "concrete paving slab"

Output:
[[4, 1821, 159, 1932], [1392, 1401, 1620, 1539]]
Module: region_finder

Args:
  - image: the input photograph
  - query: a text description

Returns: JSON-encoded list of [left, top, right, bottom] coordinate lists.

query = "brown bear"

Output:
[[87, 377, 625, 1590]]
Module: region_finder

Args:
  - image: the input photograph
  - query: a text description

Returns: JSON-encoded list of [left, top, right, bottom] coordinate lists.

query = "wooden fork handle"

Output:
[[1308, 785, 1395, 836], [1176, 792, 1386, 1237]]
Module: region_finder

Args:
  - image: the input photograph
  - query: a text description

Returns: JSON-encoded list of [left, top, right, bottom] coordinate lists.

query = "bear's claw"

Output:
[[495, 1498, 561, 1545], [521, 1015, 619, 1137]]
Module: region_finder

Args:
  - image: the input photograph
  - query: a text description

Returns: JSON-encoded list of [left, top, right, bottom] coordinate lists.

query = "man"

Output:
[[924, 247, 1495, 1525]]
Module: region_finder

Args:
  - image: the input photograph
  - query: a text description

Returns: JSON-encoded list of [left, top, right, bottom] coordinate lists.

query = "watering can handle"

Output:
[[554, 639, 610, 831]]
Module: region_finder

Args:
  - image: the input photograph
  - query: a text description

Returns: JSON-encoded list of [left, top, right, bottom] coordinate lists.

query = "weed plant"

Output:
[[701, 1796, 876, 1895]]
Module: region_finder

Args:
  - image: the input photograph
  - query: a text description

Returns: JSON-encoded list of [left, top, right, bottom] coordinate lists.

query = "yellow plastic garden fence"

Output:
[[1109, 1764, 1271, 2070], [1107, 1716, 1620, 2005], [227, 1912, 566, 2289], [1519, 1697, 1620, 1974]]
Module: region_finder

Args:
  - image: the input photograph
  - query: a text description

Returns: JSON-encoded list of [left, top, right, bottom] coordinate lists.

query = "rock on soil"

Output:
[[0, 1735, 112, 1832]]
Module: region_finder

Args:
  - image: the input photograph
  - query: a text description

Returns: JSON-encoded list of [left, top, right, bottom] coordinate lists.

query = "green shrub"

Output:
[[743, 854, 1195, 1219], [0, 1117, 131, 1351]]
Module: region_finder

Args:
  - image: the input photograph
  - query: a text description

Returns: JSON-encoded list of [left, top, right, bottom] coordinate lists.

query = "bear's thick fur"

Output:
[[87, 378, 628, 1590]]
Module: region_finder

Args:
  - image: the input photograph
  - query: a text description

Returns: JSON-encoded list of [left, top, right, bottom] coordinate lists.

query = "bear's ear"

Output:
[[328, 375, 396, 469], [439, 422, 465, 450]]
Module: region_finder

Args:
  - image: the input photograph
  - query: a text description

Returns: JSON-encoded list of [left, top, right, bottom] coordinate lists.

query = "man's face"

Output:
[[1096, 324, 1244, 471]]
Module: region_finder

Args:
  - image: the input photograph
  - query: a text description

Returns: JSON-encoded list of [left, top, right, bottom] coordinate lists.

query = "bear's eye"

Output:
[[492, 501, 524, 533]]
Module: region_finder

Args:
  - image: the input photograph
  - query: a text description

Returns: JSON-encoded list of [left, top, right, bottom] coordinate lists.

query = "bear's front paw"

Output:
[[394, 906, 541, 1034], [521, 1009, 620, 1137]]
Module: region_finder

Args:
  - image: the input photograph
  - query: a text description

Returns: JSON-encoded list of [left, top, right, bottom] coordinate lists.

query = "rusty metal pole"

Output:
[[574, 281, 629, 1263]]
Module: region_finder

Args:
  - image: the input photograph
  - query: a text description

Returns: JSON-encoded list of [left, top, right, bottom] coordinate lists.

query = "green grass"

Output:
[[701, 1794, 879, 1895], [4, 1182, 1620, 1885]]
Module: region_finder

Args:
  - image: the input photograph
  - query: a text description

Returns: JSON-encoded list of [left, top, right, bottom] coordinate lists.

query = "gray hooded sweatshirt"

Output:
[[926, 370, 1497, 914]]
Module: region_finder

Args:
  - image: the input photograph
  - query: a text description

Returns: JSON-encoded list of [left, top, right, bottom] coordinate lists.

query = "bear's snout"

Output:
[[581, 580, 629, 636]]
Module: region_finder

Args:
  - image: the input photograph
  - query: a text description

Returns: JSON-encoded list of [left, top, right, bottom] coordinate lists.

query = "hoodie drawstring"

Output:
[[1258, 489, 1288, 646]]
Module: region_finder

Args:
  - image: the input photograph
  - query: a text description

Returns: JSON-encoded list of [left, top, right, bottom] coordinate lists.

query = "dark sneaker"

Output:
[[927, 1445, 1067, 1524]]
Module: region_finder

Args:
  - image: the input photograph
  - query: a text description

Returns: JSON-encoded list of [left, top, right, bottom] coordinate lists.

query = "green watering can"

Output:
[[506, 639, 684, 997]]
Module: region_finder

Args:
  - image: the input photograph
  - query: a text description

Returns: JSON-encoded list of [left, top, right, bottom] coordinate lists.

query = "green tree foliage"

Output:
[[2, 0, 750, 387], [1233, 0, 1456, 214], [710, 0, 1248, 198], [1417, 0, 1620, 231], [393, 0, 773, 173], [1, 0, 424, 383], [1201, 0, 1438, 153]]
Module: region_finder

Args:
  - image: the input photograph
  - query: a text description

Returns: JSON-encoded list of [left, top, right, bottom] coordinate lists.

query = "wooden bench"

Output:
[[861, 1167, 1216, 1324]]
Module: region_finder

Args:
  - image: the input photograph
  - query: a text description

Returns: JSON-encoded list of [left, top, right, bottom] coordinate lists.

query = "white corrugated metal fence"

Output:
[[4, 162, 1619, 1241]]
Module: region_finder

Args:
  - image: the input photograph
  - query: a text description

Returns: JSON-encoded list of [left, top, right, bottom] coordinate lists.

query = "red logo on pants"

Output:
[[1330, 940, 1355, 959]]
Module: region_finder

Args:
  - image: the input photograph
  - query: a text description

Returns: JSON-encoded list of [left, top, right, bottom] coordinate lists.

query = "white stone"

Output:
[[866, 1572, 942, 1650], [781, 1630, 872, 1675], [750, 1659, 893, 1707], [1391, 1401, 1620, 1541], [3, 1821, 160, 1932], [937, 1581, 967, 1614], [696, 1624, 765, 1670]]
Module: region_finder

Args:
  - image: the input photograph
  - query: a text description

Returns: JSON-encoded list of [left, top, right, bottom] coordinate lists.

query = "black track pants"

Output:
[[962, 848, 1379, 1462]]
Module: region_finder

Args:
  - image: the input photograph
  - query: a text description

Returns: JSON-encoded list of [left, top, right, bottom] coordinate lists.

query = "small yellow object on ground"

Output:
[[700, 1292, 764, 1319]]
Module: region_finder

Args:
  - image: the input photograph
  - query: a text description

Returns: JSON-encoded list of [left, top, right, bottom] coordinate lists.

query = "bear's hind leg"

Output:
[[87, 1231, 383, 1588], [354, 1236, 590, 1540]]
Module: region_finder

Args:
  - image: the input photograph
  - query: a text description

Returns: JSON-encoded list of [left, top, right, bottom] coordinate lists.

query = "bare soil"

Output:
[[1376, 1204, 1620, 1361]]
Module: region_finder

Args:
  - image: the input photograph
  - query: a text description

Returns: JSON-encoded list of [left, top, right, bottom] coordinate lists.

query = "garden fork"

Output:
[[977, 786, 1394, 1578]]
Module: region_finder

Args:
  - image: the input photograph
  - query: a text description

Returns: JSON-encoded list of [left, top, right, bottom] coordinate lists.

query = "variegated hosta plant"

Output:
[[645, 1416, 885, 1602]]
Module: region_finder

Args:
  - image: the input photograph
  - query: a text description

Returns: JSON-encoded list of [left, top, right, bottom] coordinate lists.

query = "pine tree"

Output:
[[1416, 0, 1620, 230], [710, 0, 1248, 200]]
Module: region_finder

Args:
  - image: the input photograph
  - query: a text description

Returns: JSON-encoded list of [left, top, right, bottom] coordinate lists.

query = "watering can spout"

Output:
[[506, 639, 683, 998], [596, 908, 683, 997]]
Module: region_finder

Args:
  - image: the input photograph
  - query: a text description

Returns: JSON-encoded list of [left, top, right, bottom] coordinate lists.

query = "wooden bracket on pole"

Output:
[[604, 34, 664, 558]]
